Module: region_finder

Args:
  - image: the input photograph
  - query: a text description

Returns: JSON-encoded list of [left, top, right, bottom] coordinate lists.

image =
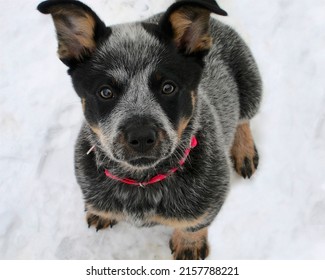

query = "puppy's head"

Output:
[[38, 0, 227, 170]]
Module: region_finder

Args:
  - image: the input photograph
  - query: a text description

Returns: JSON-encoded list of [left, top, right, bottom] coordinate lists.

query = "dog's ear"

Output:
[[160, 0, 227, 54], [37, 0, 106, 66]]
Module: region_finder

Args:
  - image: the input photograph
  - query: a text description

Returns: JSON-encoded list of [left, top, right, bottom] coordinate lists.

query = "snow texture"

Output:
[[0, 0, 325, 259]]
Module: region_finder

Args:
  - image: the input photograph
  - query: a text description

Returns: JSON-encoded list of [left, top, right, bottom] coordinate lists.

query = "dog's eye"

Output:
[[99, 87, 114, 99], [162, 82, 176, 95]]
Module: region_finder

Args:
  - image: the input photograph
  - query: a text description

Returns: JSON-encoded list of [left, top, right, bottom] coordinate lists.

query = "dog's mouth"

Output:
[[127, 156, 160, 167], [111, 144, 176, 169]]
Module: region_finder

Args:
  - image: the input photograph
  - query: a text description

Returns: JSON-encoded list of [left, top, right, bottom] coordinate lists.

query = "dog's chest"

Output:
[[122, 188, 163, 224], [122, 209, 159, 227], [92, 178, 204, 227]]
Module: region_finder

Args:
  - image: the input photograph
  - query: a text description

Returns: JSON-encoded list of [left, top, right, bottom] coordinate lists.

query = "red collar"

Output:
[[104, 136, 198, 187]]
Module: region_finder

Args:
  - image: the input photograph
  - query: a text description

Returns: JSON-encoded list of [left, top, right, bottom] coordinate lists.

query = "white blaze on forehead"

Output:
[[113, 66, 174, 130], [94, 22, 164, 85], [107, 23, 160, 47], [104, 68, 128, 83], [111, 24, 153, 42], [96, 23, 162, 66], [124, 67, 155, 105]]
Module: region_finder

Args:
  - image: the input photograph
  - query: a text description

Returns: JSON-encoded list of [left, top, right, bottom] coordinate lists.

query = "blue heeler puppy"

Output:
[[37, 0, 262, 259]]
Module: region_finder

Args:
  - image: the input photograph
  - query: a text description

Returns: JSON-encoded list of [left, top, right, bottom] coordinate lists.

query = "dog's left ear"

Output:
[[160, 0, 227, 54], [37, 0, 106, 67]]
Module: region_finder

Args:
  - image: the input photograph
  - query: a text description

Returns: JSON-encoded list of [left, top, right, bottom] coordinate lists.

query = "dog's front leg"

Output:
[[231, 121, 259, 178], [169, 227, 209, 260]]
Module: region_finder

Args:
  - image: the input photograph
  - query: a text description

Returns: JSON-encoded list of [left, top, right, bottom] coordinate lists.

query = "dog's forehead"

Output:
[[93, 23, 165, 79]]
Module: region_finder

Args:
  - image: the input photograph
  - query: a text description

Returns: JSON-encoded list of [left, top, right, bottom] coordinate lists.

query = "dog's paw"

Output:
[[169, 239, 209, 260], [232, 145, 259, 179], [169, 229, 209, 260], [86, 212, 117, 232], [231, 122, 259, 179]]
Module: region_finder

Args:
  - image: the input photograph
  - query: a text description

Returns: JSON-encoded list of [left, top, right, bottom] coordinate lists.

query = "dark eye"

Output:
[[99, 87, 114, 99], [162, 82, 176, 95]]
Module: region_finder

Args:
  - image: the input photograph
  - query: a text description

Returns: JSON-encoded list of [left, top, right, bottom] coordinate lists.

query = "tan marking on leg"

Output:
[[86, 205, 125, 222], [170, 227, 209, 260], [149, 212, 208, 229], [231, 122, 258, 178]]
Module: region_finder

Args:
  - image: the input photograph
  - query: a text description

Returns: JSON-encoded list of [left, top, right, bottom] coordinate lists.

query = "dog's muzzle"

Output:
[[110, 116, 175, 168], [125, 124, 157, 154]]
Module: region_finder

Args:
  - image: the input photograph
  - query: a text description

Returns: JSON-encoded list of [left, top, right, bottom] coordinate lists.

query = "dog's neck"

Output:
[[89, 129, 196, 182], [104, 135, 197, 187]]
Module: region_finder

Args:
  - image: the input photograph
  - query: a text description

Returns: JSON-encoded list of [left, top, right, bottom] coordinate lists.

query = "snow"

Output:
[[0, 0, 324, 259]]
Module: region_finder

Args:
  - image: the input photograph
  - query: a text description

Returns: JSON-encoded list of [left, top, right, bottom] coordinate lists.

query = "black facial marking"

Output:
[[71, 57, 126, 126], [71, 21, 205, 135], [148, 54, 203, 130]]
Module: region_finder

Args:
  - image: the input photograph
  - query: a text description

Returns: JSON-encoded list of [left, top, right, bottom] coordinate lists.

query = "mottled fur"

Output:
[[38, 0, 262, 259]]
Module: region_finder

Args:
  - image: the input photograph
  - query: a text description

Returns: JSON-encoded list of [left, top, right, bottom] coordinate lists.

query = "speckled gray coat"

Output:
[[74, 14, 262, 230]]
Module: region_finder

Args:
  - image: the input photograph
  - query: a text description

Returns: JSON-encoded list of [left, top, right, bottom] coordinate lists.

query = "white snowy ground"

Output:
[[0, 0, 324, 260]]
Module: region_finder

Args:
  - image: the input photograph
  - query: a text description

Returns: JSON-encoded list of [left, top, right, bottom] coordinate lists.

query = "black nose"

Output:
[[125, 125, 157, 153]]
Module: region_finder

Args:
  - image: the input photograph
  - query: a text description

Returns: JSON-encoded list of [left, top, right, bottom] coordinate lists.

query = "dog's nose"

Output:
[[126, 126, 157, 153]]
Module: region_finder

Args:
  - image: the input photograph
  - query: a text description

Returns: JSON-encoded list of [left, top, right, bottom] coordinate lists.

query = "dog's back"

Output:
[[203, 19, 262, 149]]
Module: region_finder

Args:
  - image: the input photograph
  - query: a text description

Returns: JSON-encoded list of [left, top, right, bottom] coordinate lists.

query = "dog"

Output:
[[37, 0, 262, 260]]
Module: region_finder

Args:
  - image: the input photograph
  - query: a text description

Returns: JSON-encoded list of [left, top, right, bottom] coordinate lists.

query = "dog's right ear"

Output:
[[37, 0, 106, 67], [160, 0, 227, 55]]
